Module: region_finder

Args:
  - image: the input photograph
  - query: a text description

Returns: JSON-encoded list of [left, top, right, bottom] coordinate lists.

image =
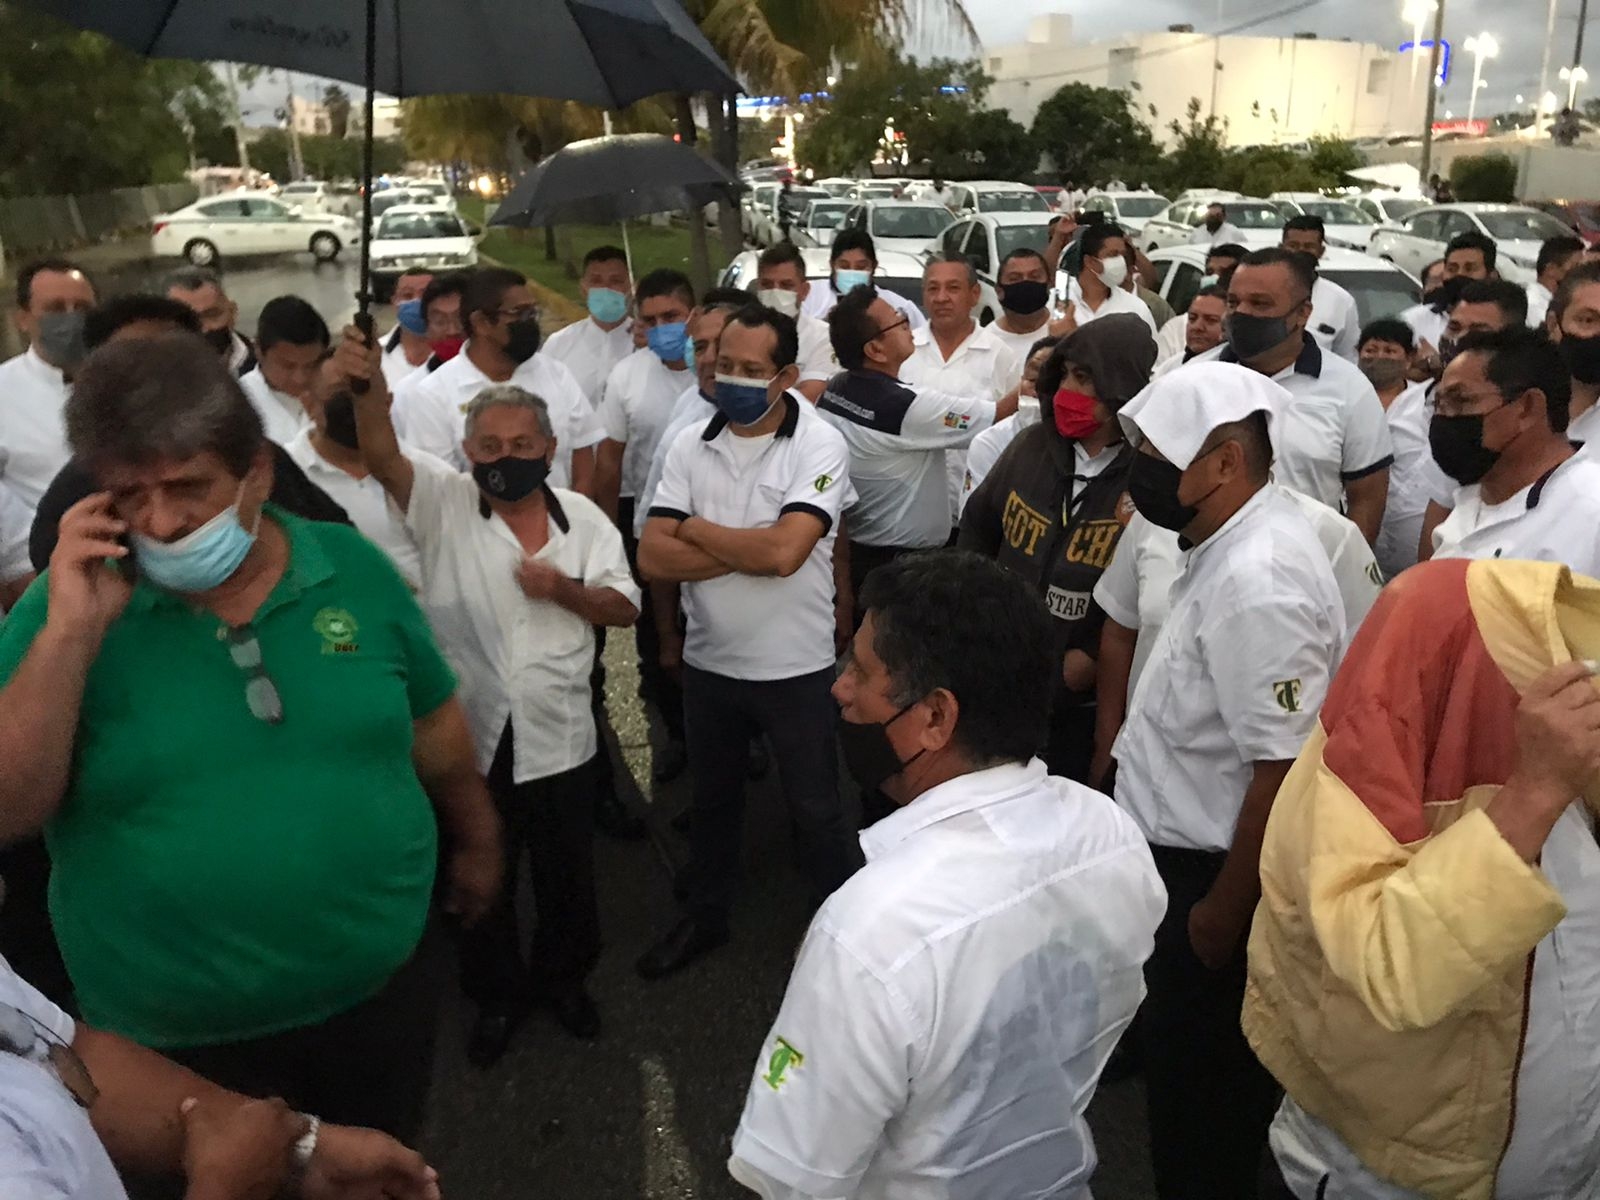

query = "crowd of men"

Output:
[[0, 195, 1599, 1199]]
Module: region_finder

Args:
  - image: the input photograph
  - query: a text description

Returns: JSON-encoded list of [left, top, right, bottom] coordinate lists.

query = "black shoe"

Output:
[[466, 1008, 523, 1069], [636, 916, 729, 980], [547, 988, 602, 1040], [653, 740, 688, 783], [747, 739, 770, 781], [595, 789, 647, 841]]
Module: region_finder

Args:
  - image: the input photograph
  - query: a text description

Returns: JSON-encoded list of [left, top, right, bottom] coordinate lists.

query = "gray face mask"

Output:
[[34, 311, 87, 371]]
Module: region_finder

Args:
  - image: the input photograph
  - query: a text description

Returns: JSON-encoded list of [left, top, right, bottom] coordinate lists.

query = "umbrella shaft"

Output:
[[357, 0, 378, 322]]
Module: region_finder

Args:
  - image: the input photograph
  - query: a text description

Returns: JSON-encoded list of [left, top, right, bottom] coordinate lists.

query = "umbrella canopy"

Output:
[[490, 133, 739, 228], [20, 0, 736, 107]]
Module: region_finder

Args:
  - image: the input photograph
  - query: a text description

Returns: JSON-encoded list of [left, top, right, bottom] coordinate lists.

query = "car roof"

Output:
[[971, 211, 1057, 226], [1148, 245, 1406, 273], [964, 180, 1036, 190], [378, 204, 460, 218], [860, 200, 949, 210], [1088, 189, 1165, 197], [1430, 202, 1542, 213]]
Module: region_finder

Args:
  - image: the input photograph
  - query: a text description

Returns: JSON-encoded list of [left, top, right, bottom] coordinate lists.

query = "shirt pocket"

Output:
[[1277, 396, 1346, 491], [752, 481, 789, 526]]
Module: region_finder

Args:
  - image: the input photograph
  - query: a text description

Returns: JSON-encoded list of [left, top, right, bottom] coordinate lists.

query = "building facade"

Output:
[[988, 14, 1429, 147]]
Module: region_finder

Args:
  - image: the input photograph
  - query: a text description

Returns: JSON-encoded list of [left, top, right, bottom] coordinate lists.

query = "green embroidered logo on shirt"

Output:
[[762, 1036, 804, 1090], [314, 608, 360, 655], [1273, 678, 1303, 713], [814, 473, 834, 493]]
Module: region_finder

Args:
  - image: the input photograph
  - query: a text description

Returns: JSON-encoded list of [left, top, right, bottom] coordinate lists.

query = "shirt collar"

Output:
[[24, 345, 66, 387], [1181, 484, 1272, 566], [1218, 330, 1322, 379], [700, 390, 801, 442], [860, 758, 1048, 860], [476, 483, 570, 533]]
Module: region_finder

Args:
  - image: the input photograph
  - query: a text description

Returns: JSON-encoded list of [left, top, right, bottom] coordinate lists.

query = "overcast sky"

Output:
[[954, 0, 1588, 119]]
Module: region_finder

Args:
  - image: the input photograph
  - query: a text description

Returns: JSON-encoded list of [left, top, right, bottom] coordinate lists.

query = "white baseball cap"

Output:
[[1118, 362, 1286, 469]]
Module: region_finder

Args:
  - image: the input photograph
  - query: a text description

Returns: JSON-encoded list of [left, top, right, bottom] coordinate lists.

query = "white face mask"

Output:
[[1097, 255, 1129, 290], [757, 287, 801, 317]]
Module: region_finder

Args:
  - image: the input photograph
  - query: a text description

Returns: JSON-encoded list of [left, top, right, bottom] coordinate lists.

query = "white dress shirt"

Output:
[[0, 953, 129, 1199], [1308, 274, 1360, 361], [0, 480, 33, 592], [237, 367, 313, 446], [391, 345, 604, 485], [1526, 280, 1554, 330], [0, 347, 71, 512], [729, 758, 1166, 1200], [1431, 451, 1600, 573], [1399, 302, 1449, 351], [1153, 313, 1189, 370], [1197, 335, 1394, 511], [1373, 381, 1433, 580], [1065, 278, 1158, 334], [650, 394, 854, 681], [796, 312, 839, 385], [1189, 220, 1246, 247], [403, 457, 638, 782], [540, 315, 636, 406], [282, 431, 443, 591], [1112, 486, 1346, 851], [801, 281, 928, 331], [380, 333, 428, 391], [986, 317, 1055, 363], [634, 385, 714, 539], [959, 398, 1040, 514], [1569, 400, 1600, 449], [598, 349, 694, 501]]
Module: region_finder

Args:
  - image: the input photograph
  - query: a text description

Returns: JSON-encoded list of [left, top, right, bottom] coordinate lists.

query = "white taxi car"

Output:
[[151, 193, 361, 266], [368, 205, 480, 302]]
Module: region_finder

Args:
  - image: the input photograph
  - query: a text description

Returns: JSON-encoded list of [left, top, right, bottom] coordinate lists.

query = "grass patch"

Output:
[[460, 196, 728, 306]]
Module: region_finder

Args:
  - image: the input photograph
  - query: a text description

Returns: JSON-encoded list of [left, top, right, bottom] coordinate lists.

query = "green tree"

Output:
[[1449, 153, 1518, 202], [1030, 83, 1158, 187], [323, 84, 352, 141], [1148, 98, 1229, 196], [249, 131, 405, 182], [1306, 136, 1362, 185]]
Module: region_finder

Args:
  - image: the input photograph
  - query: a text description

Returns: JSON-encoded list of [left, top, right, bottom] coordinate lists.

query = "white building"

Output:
[[287, 94, 332, 137], [351, 97, 403, 141], [988, 14, 1429, 148]]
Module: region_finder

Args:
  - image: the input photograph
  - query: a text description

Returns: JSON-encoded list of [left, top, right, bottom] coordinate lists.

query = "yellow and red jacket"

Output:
[[1244, 557, 1600, 1200]]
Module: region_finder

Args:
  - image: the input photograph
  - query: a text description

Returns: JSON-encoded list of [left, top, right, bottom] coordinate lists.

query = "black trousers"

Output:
[[847, 540, 918, 628], [458, 724, 601, 1010], [1045, 696, 1096, 784], [0, 837, 71, 1008], [620, 496, 684, 742], [681, 665, 861, 919], [1143, 844, 1281, 1200]]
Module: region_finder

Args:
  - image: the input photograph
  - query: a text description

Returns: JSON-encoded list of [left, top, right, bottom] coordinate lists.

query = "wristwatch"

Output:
[[292, 1113, 321, 1178]]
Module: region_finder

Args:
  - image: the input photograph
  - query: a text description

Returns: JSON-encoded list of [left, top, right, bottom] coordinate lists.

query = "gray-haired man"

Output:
[[163, 267, 255, 376], [337, 328, 641, 1066]]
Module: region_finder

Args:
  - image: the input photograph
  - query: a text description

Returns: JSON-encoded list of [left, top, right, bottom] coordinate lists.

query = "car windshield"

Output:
[[1477, 210, 1577, 241], [376, 212, 466, 239], [282, 185, 318, 194], [807, 205, 851, 229], [856, 187, 896, 199], [1116, 196, 1168, 217], [1226, 203, 1291, 228], [1326, 268, 1422, 326], [371, 193, 421, 215], [875, 277, 927, 313], [976, 190, 1050, 212], [1378, 198, 1427, 221], [871, 207, 948, 238], [1301, 201, 1375, 225], [994, 222, 1054, 260]]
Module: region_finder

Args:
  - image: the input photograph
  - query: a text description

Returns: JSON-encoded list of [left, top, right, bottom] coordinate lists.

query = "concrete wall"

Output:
[[0, 183, 198, 271], [988, 15, 1427, 147], [1361, 137, 1600, 200]]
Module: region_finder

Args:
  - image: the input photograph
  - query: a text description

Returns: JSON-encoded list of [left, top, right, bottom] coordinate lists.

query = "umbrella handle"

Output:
[[351, 311, 376, 396]]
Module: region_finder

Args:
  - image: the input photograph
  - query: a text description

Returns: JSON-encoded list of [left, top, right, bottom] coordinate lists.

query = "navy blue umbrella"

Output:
[[19, 0, 738, 314]]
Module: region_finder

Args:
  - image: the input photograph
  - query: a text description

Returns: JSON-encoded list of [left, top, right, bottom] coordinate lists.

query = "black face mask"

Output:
[[203, 326, 234, 355], [472, 454, 550, 502], [1127, 447, 1221, 532], [1429, 411, 1502, 485], [838, 702, 924, 793], [1427, 276, 1468, 313], [1559, 332, 1600, 385], [322, 392, 361, 450], [1225, 310, 1295, 362], [503, 316, 542, 364], [1437, 336, 1461, 368], [999, 279, 1051, 315]]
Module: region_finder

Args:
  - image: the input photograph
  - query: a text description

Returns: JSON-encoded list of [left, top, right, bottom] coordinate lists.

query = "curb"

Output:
[[478, 250, 586, 330]]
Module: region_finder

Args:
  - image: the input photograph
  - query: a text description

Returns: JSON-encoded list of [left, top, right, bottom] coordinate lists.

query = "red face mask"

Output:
[[430, 334, 466, 363], [1052, 388, 1102, 440]]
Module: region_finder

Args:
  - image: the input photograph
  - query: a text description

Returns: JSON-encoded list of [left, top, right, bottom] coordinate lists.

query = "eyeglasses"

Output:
[[493, 305, 539, 323], [1427, 388, 1508, 419], [223, 624, 284, 724], [873, 316, 910, 339]]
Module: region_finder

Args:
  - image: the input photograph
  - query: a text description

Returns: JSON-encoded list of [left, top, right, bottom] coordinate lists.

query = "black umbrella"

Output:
[[20, 0, 738, 316], [490, 132, 738, 269]]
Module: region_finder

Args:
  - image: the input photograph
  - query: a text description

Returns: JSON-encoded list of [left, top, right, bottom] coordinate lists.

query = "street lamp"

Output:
[[1469, 77, 1489, 122], [1562, 65, 1590, 109], [1464, 34, 1499, 122]]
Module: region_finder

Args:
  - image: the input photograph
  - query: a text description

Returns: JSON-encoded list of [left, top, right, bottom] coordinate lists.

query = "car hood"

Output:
[[872, 235, 939, 252]]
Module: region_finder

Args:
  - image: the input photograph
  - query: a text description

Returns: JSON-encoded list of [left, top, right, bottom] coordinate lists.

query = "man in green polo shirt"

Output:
[[0, 331, 501, 1149]]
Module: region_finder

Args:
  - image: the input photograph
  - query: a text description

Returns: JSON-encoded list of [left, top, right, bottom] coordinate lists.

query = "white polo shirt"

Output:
[[391, 345, 604, 486], [729, 758, 1166, 1200], [1400, 302, 1449, 350], [959, 398, 1040, 515], [1308, 274, 1359, 361], [634, 385, 714, 539], [1096, 485, 1379, 703], [1431, 451, 1600, 574], [817, 370, 994, 549], [1112, 486, 1346, 852], [380, 332, 427, 392], [801, 281, 928, 331], [597, 348, 694, 501], [282, 430, 444, 591], [0, 347, 71, 513], [403, 457, 639, 782], [0, 953, 128, 1200], [1527, 280, 1554, 329], [1569, 400, 1600, 448], [649, 393, 854, 681], [540, 315, 635, 405], [238, 367, 313, 447], [796, 312, 839, 386], [1199, 335, 1394, 511], [1374, 381, 1433, 580], [987, 317, 1055, 363], [1065, 278, 1158, 334]]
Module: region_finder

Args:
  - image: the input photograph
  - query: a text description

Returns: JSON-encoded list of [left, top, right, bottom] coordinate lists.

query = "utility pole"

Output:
[[223, 62, 252, 173], [1578, 0, 1592, 71], [284, 72, 307, 181], [1418, 0, 1447, 188], [1538, 0, 1560, 128]]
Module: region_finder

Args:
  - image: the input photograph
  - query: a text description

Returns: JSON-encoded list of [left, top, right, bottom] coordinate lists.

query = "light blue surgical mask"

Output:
[[587, 287, 629, 325], [395, 299, 428, 336], [131, 483, 259, 593], [713, 373, 776, 425], [647, 321, 689, 364], [1199, 273, 1220, 289], [835, 269, 872, 295], [684, 338, 696, 372]]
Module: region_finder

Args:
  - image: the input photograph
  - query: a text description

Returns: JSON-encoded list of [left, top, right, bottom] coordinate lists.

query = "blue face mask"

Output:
[[647, 321, 689, 364], [395, 299, 429, 336], [713, 373, 776, 425], [131, 484, 259, 593], [835, 268, 873, 295], [587, 287, 629, 325], [684, 338, 696, 372]]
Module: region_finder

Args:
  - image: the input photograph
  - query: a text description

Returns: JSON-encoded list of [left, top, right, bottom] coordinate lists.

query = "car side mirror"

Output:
[[467, 222, 484, 238]]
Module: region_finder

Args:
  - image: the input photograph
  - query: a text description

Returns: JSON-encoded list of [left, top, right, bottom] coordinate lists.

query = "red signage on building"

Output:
[[1431, 119, 1488, 137]]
